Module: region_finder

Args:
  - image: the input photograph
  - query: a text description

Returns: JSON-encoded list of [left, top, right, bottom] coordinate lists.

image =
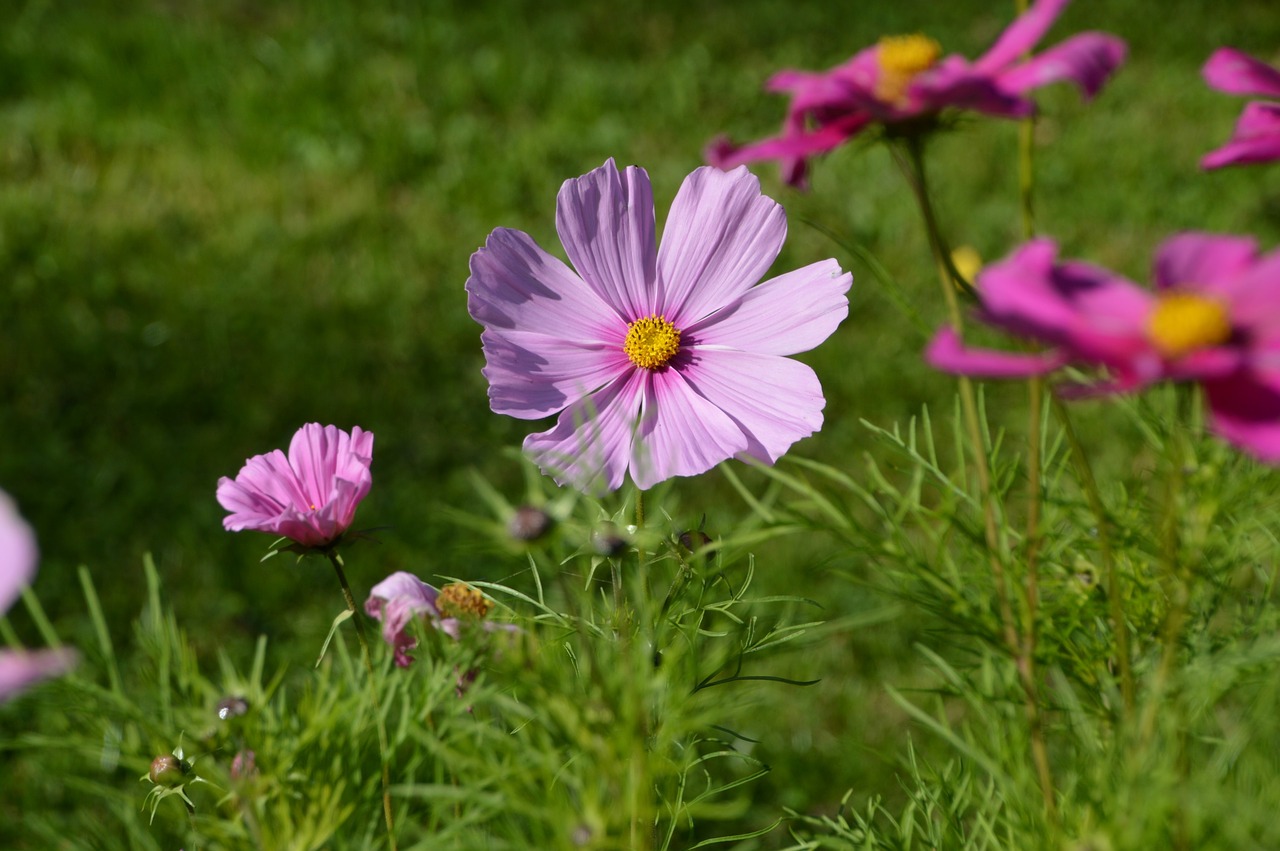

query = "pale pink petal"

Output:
[[1204, 370, 1280, 463], [480, 330, 630, 419], [0, 649, 76, 701], [678, 350, 826, 464], [657, 166, 787, 327], [555, 159, 657, 320], [629, 368, 750, 489], [0, 491, 37, 615], [466, 227, 624, 339], [997, 33, 1127, 99], [1203, 48, 1280, 98], [524, 370, 646, 493], [685, 259, 851, 355], [973, 0, 1070, 73], [926, 327, 1070, 378], [1153, 232, 1259, 291], [365, 572, 442, 668]]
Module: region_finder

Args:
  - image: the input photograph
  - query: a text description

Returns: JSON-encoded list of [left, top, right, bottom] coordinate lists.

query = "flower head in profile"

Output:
[[365, 571, 508, 668], [217, 423, 374, 550], [708, 0, 1126, 186], [0, 490, 76, 701], [1202, 48, 1280, 169], [466, 158, 852, 492], [926, 233, 1280, 461]]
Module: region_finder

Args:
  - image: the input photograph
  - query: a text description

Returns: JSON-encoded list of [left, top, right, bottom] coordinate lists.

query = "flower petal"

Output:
[[1152, 232, 1259, 291], [973, 0, 1069, 73], [555, 159, 657, 320], [0, 491, 37, 616], [480, 329, 629, 419], [1202, 48, 1280, 98], [0, 649, 76, 701], [925, 327, 1070, 378], [629, 368, 750, 489], [657, 166, 787, 328], [996, 33, 1127, 99], [524, 369, 646, 493], [288, 424, 374, 515], [1201, 102, 1280, 169], [676, 350, 826, 464], [1205, 369, 1280, 462], [686, 259, 851, 355]]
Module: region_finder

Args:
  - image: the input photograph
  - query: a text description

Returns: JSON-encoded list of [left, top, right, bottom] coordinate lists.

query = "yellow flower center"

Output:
[[1145, 291, 1232, 358], [623, 315, 681, 370], [437, 583, 493, 620], [875, 34, 942, 103]]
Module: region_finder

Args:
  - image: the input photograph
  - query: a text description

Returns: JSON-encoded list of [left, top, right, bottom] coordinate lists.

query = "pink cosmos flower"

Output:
[[0, 490, 76, 701], [365, 571, 511, 669], [1202, 48, 1280, 169], [925, 233, 1280, 461], [217, 423, 374, 549], [707, 0, 1126, 186], [466, 159, 852, 492]]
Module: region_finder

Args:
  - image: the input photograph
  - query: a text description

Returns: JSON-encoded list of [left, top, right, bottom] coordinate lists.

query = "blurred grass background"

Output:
[[2, 0, 1279, 832]]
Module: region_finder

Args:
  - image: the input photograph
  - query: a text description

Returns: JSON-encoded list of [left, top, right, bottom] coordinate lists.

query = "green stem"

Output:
[[327, 551, 398, 851]]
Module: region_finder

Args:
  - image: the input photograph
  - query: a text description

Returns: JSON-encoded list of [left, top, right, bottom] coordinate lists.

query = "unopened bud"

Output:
[[216, 696, 249, 721], [678, 529, 712, 553], [591, 522, 627, 557], [508, 505, 553, 541], [149, 754, 188, 787], [230, 749, 257, 781]]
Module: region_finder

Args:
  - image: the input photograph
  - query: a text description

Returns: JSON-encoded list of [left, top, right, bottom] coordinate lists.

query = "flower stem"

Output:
[[326, 550, 398, 851]]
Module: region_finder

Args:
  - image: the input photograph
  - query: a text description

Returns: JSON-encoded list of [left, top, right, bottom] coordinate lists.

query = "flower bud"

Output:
[[590, 522, 627, 556], [508, 505, 553, 541], [677, 529, 712, 553], [230, 749, 257, 781], [149, 754, 188, 787], [216, 695, 249, 721]]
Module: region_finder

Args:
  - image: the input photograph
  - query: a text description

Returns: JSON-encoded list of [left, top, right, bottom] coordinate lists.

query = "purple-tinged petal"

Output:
[[686, 259, 851, 356], [629, 368, 749, 489], [1201, 102, 1280, 169], [555, 159, 657, 320], [480, 329, 629, 419], [678, 350, 826, 464], [973, 0, 1070, 74], [524, 369, 646, 494], [288, 425, 373, 522], [365, 572, 442, 668], [1216, 249, 1280, 332], [1166, 347, 1246, 381], [366, 571, 441, 617], [657, 166, 787, 328], [1203, 48, 1280, 98], [997, 33, 1127, 99], [0, 491, 37, 615], [466, 227, 624, 339], [1204, 370, 1280, 463], [0, 649, 77, 701], [1153, 232, 1259, 292], [704, 113, 873, 182], [925, 327, 1070, 378]]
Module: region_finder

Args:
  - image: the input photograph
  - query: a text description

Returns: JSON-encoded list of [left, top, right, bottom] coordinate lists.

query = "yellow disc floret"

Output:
[[1146, 291, 1232, 358], [624, 315, 682, 370], [875, 34, 942, 103], [438, 582, 493, 620]]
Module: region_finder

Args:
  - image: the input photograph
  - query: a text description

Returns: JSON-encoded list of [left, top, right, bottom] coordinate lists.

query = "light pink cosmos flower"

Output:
[[707, 0, 1126, 186], [365, 571, 512, 669], [0, 490, 76, 701], [926, 233, 1280, 461], [466, 159, 851, 492], [1202, 48, 1280, 169], [217, 423, 374, 549]]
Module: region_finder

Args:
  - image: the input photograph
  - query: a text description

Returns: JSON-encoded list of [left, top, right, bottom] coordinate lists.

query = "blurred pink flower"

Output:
[[365, 571, 512, 670], [466, 159, 851, 492], [926, 233, 1280, 461], [217, 423, 374, 549], [0, 490, 75, 701], [1202, 48, 1280, 169], [708, 0, 1126, 186]]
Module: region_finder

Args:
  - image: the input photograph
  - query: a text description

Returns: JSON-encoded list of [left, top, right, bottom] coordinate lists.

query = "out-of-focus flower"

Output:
[[0, 490, 75, 701], [230, 750, 257, 782], [507, 504, 553, 541], [217, 423, 374, 550], [1201, 48, 1280, 169], [467, 159, 851, 492], [216, 695, 249, 721], [926, 233, 1280, 461], [708, 0, 1126, 186], [365, 572, 510, 668]]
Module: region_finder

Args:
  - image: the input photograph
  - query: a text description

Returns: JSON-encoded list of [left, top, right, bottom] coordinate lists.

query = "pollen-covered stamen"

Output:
[[875, 34, 942, 104], [437, 583, 493, 620], [624, 315, 682, 370], [1146, 291, 1232, 358]]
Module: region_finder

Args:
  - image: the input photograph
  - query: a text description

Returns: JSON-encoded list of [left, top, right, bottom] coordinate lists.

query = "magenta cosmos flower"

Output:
[[466, 159, 852, 492], [365, 571, 509, 668], [707, 0, 1126, 186], [0, 490, 75, 701], [926, 233, 1280, 461], [217, 423, 374, 549], [1202, 48, 1280, 169]]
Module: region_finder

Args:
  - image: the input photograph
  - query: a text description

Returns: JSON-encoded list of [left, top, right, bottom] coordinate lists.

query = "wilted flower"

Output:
[[708, 0, 1126, 186], [217, 423, 374, 550], [467, 159, 851, 492], [1201, 47, 1280, 169], [365, 572, 510, 668], [926, 233, 1280, 461], [0, 489, 75, 701]]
